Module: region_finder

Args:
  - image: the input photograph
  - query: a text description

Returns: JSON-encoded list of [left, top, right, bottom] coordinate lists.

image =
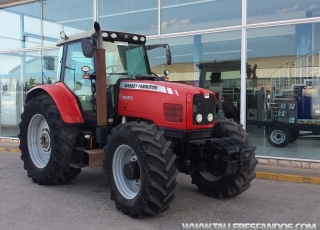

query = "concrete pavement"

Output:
[[0, 151, 319, 230]]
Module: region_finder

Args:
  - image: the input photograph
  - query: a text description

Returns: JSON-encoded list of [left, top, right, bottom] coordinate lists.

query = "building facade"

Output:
[[1, 0, 320, 162]]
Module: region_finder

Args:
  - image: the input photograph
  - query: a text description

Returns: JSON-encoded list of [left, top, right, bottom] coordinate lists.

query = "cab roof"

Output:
[[56, 30, 96, 46], [56, 30, 146, 46]]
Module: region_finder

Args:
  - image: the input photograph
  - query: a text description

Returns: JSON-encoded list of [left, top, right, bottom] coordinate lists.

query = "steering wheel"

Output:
[[106, 65, 121, 74]]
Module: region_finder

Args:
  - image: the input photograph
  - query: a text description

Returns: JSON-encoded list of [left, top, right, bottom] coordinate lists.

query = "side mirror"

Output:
[[81, 39, 93, 58], [166, 47, 171, 65]]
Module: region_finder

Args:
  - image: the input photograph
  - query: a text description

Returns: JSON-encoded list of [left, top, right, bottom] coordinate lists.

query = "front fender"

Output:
[[27, 82, 84, 124]]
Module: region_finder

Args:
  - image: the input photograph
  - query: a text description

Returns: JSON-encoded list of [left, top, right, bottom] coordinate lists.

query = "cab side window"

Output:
[[63, 42, 94, 111]]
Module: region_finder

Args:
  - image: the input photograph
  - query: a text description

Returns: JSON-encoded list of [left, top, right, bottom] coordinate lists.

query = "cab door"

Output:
[[62, 41, 95, 116]]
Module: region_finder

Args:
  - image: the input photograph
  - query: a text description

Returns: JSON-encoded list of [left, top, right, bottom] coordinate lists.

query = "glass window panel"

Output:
[[0, 11, 21, 50], [201, 31, 242, 62], [0, 2, 41, 49], [5, 2, 40, 18], [147, 36, 194, 77], [98, 0, 158, 35], [44, 0, 92, 22], [0, 49, 59, 137], [0, 54, 23, 136], [42, 20, 85, 46], [201, 31, 241, 121], [247, 23, 320, 160], [147, 31, 241, 121], [41, 49, 60, 85], [98, 0, 157, 15], [161, 0, 241, 34], [248, 0, 320, 24], [43, 0, 93, 42], [24, 16, 41, 35], [60, 20, 94, 32]]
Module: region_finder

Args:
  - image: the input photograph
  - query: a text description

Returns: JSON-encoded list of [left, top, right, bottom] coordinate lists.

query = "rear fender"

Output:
[[27, 82, 84, 124]]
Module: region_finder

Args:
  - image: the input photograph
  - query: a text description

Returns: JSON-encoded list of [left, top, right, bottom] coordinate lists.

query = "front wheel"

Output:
[[191, 117, 257, 198], [104, 122, 178, 218], [19, 95, 81, 184]]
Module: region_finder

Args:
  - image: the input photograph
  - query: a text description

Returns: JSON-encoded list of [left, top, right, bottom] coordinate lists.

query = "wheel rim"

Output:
[[199, 171, 222, 181], [27, 114, 51, 169], [112, 144, 141, 199], [270, 129, 285, 144]]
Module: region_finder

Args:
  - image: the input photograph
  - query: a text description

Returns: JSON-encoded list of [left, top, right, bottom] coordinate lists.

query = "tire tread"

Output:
[[104, 122, 177, 218], [191, 117, 257, 198], [19, 94, 81, 185]]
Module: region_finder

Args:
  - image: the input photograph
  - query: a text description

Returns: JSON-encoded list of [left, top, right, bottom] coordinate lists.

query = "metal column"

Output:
[[240, 0, 247, 129]]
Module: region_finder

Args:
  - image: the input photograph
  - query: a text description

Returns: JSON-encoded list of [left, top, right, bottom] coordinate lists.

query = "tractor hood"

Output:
[[118, 79, 216, 131]]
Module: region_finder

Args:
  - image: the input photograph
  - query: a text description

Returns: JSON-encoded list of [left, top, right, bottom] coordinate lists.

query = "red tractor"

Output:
[[19, 22, 257, 217]]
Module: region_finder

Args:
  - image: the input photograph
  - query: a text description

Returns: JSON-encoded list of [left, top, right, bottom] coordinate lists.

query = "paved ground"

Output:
[[0, 151, 320, 230]]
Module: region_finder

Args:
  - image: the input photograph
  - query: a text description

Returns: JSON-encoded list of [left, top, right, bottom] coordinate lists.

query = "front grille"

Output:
[[193, 94, 215, 125]]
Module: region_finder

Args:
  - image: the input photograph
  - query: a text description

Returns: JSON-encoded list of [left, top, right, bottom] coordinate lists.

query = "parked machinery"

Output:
[[247, 86, 320, 147]]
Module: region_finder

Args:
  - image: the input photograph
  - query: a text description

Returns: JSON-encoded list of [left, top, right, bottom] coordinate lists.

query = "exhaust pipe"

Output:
[[94, 21, 107, 126]]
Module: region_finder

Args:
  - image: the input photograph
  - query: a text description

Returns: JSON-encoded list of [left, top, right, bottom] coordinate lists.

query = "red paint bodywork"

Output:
[[118, 80, 216, 130], [28, 82, 84, 124], [28, 80, 216, 129]]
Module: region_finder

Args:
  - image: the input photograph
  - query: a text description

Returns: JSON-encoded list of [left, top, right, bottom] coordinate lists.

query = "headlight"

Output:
[[207, 113, 214, 122], [196, 114, 203, 123]]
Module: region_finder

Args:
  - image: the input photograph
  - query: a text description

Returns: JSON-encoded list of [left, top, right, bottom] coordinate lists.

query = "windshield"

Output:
[[103, 41, 149, 84]]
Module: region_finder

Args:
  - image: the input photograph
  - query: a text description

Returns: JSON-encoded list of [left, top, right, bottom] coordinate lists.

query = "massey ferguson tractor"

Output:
[[19, 22, 257, 218]]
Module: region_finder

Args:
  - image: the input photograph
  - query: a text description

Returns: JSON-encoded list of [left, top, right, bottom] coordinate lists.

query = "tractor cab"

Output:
[[56, 29, 171, 118]]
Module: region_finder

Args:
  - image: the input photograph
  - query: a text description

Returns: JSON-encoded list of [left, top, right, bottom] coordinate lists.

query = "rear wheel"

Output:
[[191, 117, 257, 198], [266, 125, 290, 147], [104, 122, 178, 218], [19, 95, 81, 185]]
